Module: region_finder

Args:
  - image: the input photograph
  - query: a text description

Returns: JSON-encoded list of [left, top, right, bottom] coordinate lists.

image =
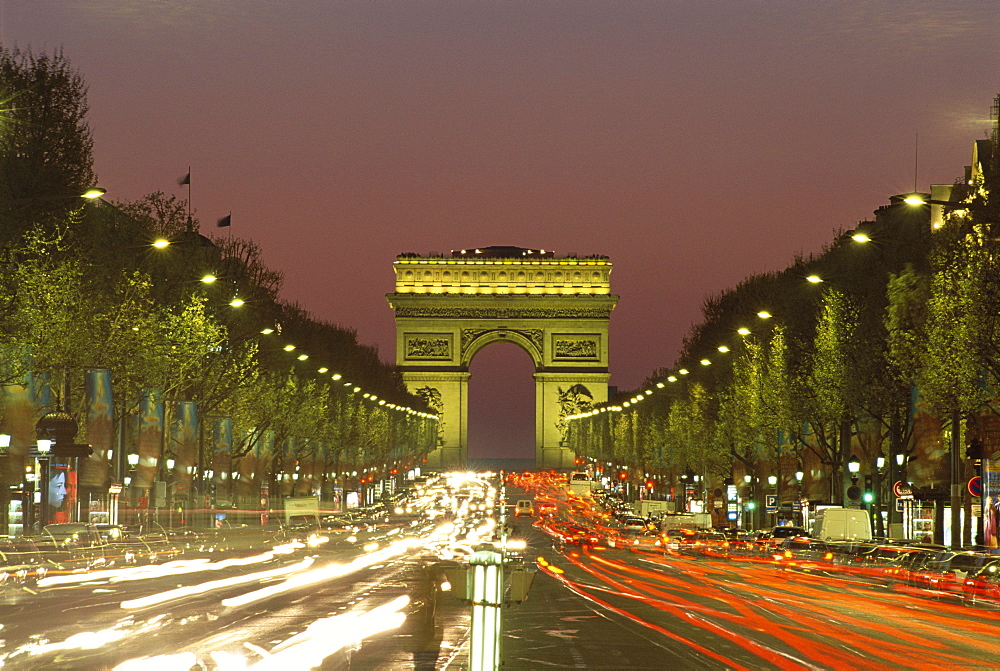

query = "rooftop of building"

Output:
[[396, 246, 609, 261]]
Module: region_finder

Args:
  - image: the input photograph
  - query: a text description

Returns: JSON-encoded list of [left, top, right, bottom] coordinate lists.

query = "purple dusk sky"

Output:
[[3, 2, 998, 459]]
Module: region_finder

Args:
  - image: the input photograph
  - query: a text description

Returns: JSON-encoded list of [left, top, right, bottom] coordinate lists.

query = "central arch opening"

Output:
[[467, 342, 535, 469]]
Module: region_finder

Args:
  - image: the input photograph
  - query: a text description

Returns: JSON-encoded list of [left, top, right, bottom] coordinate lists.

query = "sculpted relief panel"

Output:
[[552, 335, 600, 360], [405, 334, 452, 360]]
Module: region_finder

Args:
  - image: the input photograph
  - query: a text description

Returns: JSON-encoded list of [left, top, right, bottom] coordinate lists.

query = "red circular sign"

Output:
[[893, 480, 905, 497], [969, 476, 983, 498]]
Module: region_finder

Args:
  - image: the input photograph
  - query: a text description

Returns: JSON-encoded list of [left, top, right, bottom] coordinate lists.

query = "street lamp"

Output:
[[848, 456, 860, 484]]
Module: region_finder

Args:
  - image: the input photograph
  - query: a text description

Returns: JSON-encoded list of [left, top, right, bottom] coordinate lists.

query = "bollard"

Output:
[[468, 545, 503, 671]]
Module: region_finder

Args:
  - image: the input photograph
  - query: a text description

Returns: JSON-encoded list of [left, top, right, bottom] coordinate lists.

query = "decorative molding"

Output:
[[394, 306, 614, 319], [461, 329, 492, 353], [461, 328, 544, 357], [401, 371, 471, 382]]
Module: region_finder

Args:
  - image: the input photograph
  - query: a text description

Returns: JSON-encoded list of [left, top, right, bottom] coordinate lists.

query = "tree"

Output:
[[796, 287, 858, 503], [0, 47, 96, 245], [920, 223, 993, 418]]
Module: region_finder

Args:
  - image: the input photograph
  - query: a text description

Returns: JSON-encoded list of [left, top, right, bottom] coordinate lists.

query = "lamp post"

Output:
[[743, 474, 754, 531], [127, 453, 139, 525], [847, 455, 861, 508], [36, 439, 52, 531], [768, 475, 778, 524], [795, 469, 805, 527]]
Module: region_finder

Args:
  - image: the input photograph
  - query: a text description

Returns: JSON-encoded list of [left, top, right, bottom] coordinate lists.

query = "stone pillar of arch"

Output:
[[535, 371, 612, 469], [387, 247, 618, 470]]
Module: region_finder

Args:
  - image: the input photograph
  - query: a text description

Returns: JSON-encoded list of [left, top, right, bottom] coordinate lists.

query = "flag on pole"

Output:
[[217, 214, 231, 228], [179, 171, 190, 186]]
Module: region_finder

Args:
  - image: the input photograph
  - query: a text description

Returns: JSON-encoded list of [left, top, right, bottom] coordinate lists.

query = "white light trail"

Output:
[[120, 557, 314, 610]]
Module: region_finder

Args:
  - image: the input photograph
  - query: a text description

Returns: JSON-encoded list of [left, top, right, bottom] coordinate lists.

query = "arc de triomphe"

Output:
[[387, 246, 618, 469]]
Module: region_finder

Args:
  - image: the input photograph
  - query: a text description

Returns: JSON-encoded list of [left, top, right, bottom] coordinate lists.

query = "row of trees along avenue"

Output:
[[0, 48, 438, 529], [566, 93, 1000, 550]]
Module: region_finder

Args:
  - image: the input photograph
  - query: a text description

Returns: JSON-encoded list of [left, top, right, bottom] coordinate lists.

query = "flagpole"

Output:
[[187, 165, 192, 232]]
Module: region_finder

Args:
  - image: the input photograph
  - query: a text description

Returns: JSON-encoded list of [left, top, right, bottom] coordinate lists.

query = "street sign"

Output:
[[892, 480, 913, 498], [969, 476, 983, 498], [847, 485, 861, 501], [895, 497, 905, 513], [765, 494, 777, 514]]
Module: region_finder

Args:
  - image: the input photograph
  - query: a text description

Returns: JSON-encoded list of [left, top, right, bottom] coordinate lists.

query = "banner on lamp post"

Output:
[[81, 368, 114, 488], [135, 390, 164, 489], [172, 402, 198, 498]]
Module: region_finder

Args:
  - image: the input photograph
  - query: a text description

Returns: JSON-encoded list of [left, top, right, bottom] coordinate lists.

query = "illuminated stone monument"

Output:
[[387, 246, 618, 469]]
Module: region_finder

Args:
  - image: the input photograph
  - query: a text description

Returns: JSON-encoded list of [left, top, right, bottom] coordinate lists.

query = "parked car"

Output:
[[913, 551, 993, 596], [41, 523, 111, 571], [771, 526, 808, 540], [0, 536, 55, 585], [963, 560, 1000, 608]]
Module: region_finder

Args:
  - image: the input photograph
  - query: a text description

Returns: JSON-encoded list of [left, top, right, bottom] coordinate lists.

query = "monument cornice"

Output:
[[387, 293, 619, 320]]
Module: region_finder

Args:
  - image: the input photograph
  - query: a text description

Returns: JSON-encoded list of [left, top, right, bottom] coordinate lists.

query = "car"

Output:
[[0, 537, 54, 585], [619, 516, 654, 534], [659, 527, 698, 552], [770, 526, 808, 539], [515, 500, 535, 517], [536, 502, 557, 517], [772, 537, 835, 567], [40, 523, 111, 570], [916, 551, 993, 596], [963, 560, 1000, 608]]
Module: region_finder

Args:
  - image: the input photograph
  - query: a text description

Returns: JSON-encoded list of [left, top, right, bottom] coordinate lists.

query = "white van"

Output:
[[811, 507, 872, 542], [567, 472, 595, 497], [515, 500, 534, 517]]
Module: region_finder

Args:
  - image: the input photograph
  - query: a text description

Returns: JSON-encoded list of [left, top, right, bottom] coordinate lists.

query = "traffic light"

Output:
[[746, 501, 756, 511], [863, 475, 874, 504]]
